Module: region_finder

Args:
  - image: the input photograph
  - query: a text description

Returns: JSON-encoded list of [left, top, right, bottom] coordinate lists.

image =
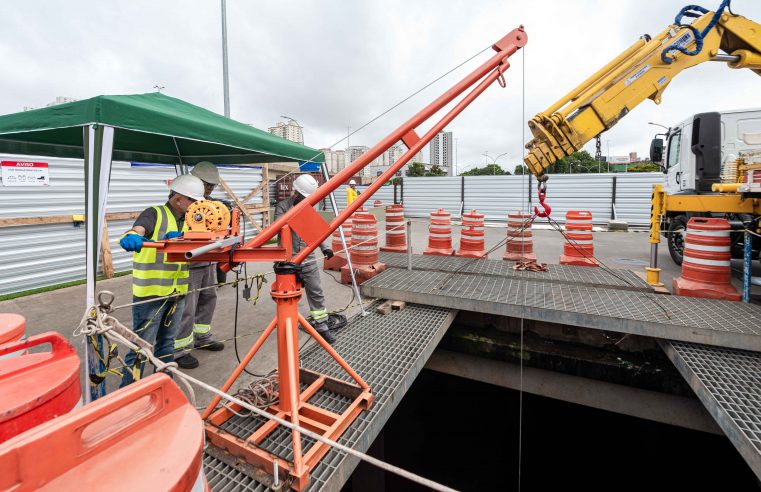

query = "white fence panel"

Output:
[[614, 173, 662, 226], [464, 175, 533, 222], [402, 177, 461, 218]]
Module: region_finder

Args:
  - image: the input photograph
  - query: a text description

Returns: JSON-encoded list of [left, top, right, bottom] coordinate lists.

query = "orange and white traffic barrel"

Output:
[[559, 210, 598, 267], [673, 217, 740, 301], [380, 204, 407, 253], [0, 332, 81, 444], [504, 212, 536, 261], [324, 217, 352, 272], [0, 373, 208, 491], [457, 209, 486, 258], [341, 210, 387, 284], [424, 209, 456, 256], [0, 314, 26, 361], [373, 199, 383, 208]]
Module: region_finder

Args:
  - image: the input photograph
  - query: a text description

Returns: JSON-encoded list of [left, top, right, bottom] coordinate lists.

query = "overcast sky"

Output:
[[4, 0, 761, 172]]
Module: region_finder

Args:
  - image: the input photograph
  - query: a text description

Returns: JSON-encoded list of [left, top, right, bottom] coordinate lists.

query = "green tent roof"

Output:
[[0, 92, 323, 164]]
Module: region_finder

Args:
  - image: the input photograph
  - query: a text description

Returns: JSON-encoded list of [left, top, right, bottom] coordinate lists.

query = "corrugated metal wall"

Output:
[[1, 159, 662, 297], [0, 156, 264, 296]]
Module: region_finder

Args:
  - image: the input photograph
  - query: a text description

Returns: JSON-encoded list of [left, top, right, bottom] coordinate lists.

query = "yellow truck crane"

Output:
[[522, 0, 761, 287]]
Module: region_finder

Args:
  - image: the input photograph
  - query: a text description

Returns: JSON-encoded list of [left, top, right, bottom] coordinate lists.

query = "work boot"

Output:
[[318, 329, 336, 345], [195, 339, 225, 351], [175, 353, 199, 369]]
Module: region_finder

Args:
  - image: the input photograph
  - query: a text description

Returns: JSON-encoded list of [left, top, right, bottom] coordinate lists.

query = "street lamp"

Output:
[[482, 151, 509, 175], [648, 122, 670, 131]]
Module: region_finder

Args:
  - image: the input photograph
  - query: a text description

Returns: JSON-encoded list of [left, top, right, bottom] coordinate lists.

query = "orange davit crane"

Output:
[[145, 26, 527, 490]]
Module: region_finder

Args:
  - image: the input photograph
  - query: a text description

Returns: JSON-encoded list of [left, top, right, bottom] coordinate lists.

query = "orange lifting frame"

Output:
[[146, 26, 527, 490]]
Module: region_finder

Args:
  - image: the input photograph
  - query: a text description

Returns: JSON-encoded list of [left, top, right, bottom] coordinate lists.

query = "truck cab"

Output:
[[651, 108, 761, 264], [658, 108, 761, 195]]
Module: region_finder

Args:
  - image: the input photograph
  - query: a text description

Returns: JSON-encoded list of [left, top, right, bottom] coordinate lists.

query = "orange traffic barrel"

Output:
[[457, 209, 486, 258], [673, 217, 741, 301], [341, 210, 387, 284], [504, 212, 536, 261], [559, 210, 598, 267], [0, 314, 25, 345], [380, 204, 407, 252], [0, 332, 81, 444], [424, 209, 456, 256], [324, 218, 352, 272], [373, 199, 383, 208], [0, 373, 208, 491]]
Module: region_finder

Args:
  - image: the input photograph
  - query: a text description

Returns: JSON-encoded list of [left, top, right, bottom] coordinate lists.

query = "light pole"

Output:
[[482, 151, 509, 175], [221, 0, 230, 117], [648, 122, 670, 131], [454, 137, 459, 176], [606, 140, 611, 173]]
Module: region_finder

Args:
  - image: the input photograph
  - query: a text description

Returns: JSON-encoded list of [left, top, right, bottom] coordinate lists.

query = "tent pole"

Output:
[[84, 124, 115, 402]]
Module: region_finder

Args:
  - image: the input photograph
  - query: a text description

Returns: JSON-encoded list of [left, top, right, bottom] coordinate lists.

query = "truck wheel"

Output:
[[668, 215, 688, 265]]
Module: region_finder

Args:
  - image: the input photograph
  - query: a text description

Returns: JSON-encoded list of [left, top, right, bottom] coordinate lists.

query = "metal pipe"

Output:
[[407, 220, 413, 271], [711, 54, 741, 63], [185, 235, 242, 259], [320, 163, 366, 316], [744, 231, 753, 303]]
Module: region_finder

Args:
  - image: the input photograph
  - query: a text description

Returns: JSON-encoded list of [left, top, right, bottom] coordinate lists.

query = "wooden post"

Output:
[[100, 220, 115, 278], [219, 176, 263, 232]]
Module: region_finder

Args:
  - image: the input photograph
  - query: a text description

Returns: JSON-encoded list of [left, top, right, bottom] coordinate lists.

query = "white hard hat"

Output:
[[349, 179, 357, 185], [191, 161, 220, 185], [293, 174, 318, 197], [169, 174, 205, 200]]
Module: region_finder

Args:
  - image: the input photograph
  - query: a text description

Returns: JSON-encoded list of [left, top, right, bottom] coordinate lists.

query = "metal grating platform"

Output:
[[378, 252, 651, 292], [662, 341, 761, 480], [203, 303, 456, 491], [361, 268, 761, 351]]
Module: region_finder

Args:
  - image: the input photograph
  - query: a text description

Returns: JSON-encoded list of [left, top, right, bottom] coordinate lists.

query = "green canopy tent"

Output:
[[0, 92, 323, 400]]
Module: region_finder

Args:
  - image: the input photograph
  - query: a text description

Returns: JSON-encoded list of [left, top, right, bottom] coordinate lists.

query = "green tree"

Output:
[[514, 164, 527, 175], [627, 162, 661, 172], [548, 150, 599, 174], [426, 164, 446, 176], [460, 163, 510, 176], [406, 162, 426, 177]]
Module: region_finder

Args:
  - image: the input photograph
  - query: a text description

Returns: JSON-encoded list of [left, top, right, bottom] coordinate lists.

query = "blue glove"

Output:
[[120, 233, 146, 252], [164, 231, 183, 240]]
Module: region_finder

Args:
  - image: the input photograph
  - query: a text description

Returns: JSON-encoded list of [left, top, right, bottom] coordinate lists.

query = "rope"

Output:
[[81, 300, 458, 492], [661, 0, 731, 64], [267, 42, 496, 193]]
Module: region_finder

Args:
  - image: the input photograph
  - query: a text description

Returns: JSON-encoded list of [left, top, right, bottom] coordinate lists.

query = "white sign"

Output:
[[1, 161, 50, 186]]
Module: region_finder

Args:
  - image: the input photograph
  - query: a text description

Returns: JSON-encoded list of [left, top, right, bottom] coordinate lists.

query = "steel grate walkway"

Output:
[[203, 303, 456, 491], [378, 252, 651, 291], [361, 268, 761, 351], [663, 341, 761, 480]]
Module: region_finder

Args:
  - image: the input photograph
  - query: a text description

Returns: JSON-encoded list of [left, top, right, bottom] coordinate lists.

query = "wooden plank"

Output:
[[100, 220, 115, 278], [376, 301, 393, 315], [218, 177, 262, 233], [242, 180, 268, 203], [0, 211, 140, 228], [262, 164, 270, 227]]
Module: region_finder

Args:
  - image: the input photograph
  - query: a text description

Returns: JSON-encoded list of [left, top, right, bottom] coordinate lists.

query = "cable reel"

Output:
[[186, 200, 231, 233]]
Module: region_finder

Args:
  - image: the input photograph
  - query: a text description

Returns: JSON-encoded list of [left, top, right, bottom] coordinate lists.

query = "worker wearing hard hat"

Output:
[[118, 173, 205, 387], [276, 174, 336, 344], [346, 179, 360, 205], [173, 161, 226, 370]]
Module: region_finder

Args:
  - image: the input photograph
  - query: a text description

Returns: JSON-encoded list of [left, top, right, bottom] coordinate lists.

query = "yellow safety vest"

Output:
[[131, 205, 189, 298], [347, 187, 358, 205]]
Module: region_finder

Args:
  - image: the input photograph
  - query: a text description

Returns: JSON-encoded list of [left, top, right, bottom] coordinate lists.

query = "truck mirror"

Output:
[[650, 138, 664, 164]]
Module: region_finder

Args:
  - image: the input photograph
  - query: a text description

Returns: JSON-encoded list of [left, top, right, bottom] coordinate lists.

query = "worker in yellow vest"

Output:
[[346, 179, 360, 205], [117, 174, 205, 387]]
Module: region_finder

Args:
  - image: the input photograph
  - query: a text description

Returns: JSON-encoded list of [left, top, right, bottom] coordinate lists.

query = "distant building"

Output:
[[608, 152, 642, 172], [24, 96, 78, 112], [320, 148, 347, 174], [429, 131, 453, 175], [268, 119, 304, 144]]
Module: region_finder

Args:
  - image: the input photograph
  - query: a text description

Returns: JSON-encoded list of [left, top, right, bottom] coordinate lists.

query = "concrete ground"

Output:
[[2, 222, 755, 407]]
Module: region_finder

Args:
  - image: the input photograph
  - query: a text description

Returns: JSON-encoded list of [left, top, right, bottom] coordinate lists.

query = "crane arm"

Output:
[[524, 3, 761, 180]]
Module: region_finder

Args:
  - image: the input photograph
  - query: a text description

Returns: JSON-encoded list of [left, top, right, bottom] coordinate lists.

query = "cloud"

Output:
[[2, 0, 760, 169]]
